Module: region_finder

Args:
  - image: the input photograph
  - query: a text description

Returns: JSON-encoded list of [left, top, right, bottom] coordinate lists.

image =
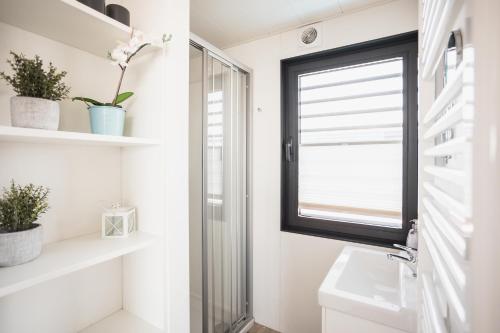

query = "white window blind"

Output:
[[297, 58, 405, 228]]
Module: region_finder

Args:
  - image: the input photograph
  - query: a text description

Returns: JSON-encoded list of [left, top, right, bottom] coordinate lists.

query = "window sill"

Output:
[[280, 225, 400, 249]]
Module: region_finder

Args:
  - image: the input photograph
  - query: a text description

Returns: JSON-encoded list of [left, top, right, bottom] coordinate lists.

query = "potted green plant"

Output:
[[0, 181, 49, 266], [73, 31, 170, 136], [0, 52, 70, 130]]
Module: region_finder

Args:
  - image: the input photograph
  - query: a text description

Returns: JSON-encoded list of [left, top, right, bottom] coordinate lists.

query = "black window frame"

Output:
[[281, 31, 418, 248]]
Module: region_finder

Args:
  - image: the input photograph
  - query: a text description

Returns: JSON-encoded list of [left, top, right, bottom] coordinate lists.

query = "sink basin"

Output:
[[318, 246, 417, 332]]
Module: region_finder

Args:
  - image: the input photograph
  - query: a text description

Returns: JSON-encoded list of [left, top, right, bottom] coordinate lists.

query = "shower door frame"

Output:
[[190, 33, 254, 333]]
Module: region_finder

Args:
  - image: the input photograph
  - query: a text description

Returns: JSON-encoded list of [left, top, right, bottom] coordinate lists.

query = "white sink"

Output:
[[318, 246, 417, 332]]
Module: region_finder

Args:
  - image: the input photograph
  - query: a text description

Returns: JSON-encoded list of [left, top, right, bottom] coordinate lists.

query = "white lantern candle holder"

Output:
[[102, 204, 136, 238]]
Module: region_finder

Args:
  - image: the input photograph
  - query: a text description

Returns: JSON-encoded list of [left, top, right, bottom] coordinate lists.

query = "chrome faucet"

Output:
[[387, 244, 418, 278]]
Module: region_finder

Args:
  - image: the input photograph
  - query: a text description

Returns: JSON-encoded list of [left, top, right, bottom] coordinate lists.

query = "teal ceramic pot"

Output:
[[88, 106, 125, 136]]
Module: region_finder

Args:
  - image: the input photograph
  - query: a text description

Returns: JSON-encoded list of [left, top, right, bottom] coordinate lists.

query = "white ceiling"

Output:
[[191, 0, 394, 48]]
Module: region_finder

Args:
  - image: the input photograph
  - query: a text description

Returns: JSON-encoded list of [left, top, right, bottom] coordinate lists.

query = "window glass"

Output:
[[298, 58, 404, 228]]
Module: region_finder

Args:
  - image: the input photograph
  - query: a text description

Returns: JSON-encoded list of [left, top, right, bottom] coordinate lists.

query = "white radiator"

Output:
[[420, 0, 463, 79], [419, 0, 473, 332]]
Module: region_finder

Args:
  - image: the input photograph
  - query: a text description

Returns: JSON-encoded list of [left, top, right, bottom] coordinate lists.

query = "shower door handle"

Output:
[[285, 137, 294, 162]]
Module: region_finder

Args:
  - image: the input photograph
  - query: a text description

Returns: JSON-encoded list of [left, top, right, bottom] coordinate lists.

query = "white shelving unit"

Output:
[[80, 310, 163, 333], [0, 232, 156, 298], [0, 0, 180, 331], [0, 126, 160, 147], [0, 0, 161, 59]]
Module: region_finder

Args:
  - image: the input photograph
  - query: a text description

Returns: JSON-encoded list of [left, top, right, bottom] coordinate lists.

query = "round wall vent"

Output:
[[301, 27, 318, 45]]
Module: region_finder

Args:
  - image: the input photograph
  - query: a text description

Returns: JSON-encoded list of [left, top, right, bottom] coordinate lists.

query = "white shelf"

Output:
[[80, 310, 163, 333], [0, 0, 161, 59], [0, 126, 160, 147], [0, 232, 156, 298]]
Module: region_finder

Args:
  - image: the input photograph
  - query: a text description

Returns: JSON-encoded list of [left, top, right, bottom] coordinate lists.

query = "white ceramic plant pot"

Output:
[[10, 96, 60, 130], [0, 224, 43, 266]]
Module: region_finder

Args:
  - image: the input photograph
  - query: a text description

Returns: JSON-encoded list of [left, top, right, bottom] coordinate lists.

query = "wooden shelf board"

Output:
[[0, 126, 160, 147], [0, 232, 156, 298], [79, 310, 163, 333], [0, 0, 161, 59]]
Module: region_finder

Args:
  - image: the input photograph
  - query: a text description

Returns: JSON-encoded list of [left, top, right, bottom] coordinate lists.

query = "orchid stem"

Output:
[[113, 66, 126, 106]]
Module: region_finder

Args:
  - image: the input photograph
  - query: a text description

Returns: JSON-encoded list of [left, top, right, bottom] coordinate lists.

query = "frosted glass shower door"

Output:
[[205, 54, 248, 333]]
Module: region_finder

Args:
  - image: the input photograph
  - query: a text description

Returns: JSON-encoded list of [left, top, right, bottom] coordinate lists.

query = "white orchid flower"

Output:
[[110, 47, 127, 64], [128, 30, 145, 50], [106, 30, 172, 106], [79, 29, 172, 110]]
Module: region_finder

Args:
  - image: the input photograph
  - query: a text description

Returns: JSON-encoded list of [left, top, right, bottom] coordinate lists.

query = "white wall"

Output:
[[471, 0, 500, 332], [162, 0, 191, 331], [224, 1, 418, 332]]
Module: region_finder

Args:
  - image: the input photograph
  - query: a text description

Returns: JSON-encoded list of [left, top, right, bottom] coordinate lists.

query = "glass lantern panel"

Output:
[[127, 214, 135, 233], [105, 216, 124, 236]]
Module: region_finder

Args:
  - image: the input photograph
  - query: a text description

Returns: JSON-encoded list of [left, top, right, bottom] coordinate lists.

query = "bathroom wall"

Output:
[[470, 1, 500, 332], [224, 1, 418, 332]]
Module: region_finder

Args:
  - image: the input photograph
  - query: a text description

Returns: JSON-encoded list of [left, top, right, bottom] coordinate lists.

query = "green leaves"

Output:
[[72, 92, 133, 108], [0, 51, 70, 101], [0, 181, 49, 233], [113, 91, 134, 105], [72, 97, 105, 106]]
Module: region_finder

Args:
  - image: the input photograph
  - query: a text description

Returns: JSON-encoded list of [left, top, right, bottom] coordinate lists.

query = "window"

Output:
[[281, 32, 418, 246]]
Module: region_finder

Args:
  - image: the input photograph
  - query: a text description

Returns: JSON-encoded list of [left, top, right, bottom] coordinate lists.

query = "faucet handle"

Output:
[[393, 244, 417, 257], [393, 243, 416, 251]]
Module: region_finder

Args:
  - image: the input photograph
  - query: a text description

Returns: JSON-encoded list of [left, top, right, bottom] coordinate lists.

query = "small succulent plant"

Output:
[[0, 51, 70, 101], [0, 181, 49, 233]]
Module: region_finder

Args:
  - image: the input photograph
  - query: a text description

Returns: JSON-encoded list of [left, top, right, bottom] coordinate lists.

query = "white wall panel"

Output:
[[224, 1, 418, 331]]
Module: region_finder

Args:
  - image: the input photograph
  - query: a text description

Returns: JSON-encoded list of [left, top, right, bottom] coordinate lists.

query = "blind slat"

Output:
[[300, 73, 401, 91], [300, 89, 402, 105], [300, 123, 401, 133], [300, 106, 401, 119]]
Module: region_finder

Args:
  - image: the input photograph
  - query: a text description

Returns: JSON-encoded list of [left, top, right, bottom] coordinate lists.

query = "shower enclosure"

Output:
[[189, 35, 252, 333]]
